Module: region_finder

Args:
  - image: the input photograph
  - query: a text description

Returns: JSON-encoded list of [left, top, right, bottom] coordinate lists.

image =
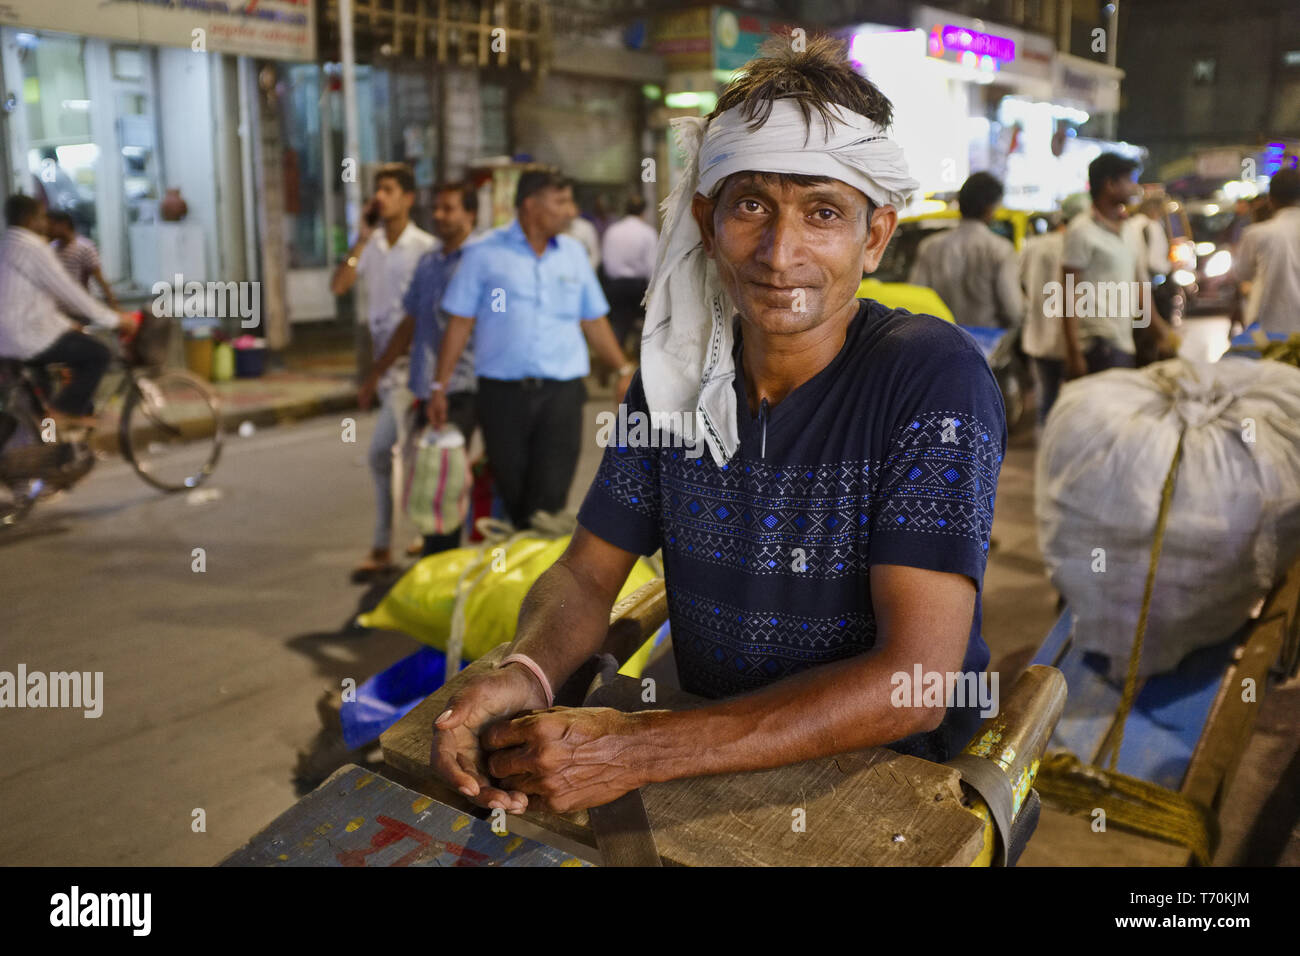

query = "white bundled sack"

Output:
[[1036, 357, 1300, 676]]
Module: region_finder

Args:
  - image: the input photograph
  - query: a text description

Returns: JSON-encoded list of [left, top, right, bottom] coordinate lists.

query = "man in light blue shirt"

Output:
[[430, 168, 635, 528]]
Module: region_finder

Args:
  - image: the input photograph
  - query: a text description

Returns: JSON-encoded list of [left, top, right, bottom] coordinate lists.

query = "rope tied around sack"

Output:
[[1099, 427, 1186, 771], [1037, 425, 1220, 864]]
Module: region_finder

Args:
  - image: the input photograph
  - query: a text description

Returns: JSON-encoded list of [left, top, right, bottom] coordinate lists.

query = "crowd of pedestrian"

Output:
[[335, 164, 643, 582]]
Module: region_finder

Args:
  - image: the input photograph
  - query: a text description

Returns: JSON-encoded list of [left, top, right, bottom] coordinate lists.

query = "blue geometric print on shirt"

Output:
[[667, 583, 878, 698], [593, 408, 1000, 579]]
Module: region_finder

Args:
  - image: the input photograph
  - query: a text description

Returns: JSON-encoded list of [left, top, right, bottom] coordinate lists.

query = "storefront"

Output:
[[841, 8, 1136, 214], [0, 1, 313, 308]]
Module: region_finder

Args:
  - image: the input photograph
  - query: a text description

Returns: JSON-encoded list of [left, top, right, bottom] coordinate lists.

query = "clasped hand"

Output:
[[431, 667, 648, 815]]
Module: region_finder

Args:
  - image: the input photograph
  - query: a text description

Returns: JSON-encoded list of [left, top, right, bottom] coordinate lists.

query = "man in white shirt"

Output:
[[909, 171, 1024, 329], [331, 163, 436, 581], [1061, 153, 1174, 379], [566, 212, 601, 271], [0, 194, 133, 426], [1020, 193, 1089, 427], [1234, 168, 1300, 335], [599, 194, 658, 349], [1123, 195, 1170, 284]]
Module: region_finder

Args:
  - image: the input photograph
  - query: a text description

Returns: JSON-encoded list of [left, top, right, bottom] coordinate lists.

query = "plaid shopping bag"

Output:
[[402, 426, 471, 536]]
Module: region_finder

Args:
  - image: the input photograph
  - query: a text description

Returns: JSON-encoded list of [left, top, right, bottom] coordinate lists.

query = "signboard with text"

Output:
[[0, 0, 314, 61]]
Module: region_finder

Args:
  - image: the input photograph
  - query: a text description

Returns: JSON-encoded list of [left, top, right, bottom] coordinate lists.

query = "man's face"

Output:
[[373, 176, 413, 222], [45, 217, 70, 242], [431, 189, 474, 243], [691, 173, 896, 336], [523, 186, 576, 239], [1104, 173, 1140, 215]]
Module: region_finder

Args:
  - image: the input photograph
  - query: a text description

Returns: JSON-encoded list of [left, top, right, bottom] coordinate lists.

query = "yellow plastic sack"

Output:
[[357, 533, 660, 668]]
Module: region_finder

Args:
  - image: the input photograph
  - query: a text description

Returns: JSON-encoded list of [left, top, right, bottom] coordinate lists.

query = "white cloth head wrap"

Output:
[[641, 97, 919, 466]]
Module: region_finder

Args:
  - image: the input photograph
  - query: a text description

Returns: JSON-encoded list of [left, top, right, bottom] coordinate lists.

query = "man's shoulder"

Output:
[[405, 225, 436, 250], [554, 232, 591, 262], [856, 300, 985, 361]]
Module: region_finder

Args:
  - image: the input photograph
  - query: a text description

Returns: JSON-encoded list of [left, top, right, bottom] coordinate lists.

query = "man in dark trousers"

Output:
[[429, 168, 635, 529], [600, 193, 658, 352]]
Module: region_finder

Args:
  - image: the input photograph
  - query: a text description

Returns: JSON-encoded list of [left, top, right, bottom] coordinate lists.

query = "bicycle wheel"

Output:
[[120, 369, 223, 492]]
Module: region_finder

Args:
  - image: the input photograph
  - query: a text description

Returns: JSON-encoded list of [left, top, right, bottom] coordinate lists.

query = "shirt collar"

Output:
[[507, 218, 558, 252], [375, 221, 418, 252]]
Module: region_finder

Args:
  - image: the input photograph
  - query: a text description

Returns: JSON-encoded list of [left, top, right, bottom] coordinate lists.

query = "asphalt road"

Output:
[[0, 412, 430, 865]]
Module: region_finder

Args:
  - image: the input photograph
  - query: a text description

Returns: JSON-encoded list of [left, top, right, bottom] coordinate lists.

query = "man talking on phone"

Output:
[[331, 163, 435, 582]]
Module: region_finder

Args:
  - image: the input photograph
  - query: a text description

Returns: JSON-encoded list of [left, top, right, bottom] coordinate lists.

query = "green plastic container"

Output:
[[211, 342, 235, 382]]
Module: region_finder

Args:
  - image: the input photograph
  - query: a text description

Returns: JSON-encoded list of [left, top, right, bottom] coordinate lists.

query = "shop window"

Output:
[[19, 33, 97, 238]]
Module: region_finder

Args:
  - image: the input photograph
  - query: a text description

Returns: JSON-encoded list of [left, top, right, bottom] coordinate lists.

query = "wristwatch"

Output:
[[345, 255, 359, 269], [617, 362, 637, 378]]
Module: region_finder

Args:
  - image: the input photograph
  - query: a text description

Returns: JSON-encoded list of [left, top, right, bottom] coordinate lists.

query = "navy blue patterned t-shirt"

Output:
[[577, 298, 1006, 761]]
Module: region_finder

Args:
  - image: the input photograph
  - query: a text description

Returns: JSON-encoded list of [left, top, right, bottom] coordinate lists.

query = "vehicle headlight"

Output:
[[1195, 241, 1216, 256], [1203, 249, 1232, 278], [1173, 269, 1197, 286]]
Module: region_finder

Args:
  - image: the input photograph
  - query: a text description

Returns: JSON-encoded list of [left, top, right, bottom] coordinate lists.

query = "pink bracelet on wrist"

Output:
[[499, 653, 554, 708]]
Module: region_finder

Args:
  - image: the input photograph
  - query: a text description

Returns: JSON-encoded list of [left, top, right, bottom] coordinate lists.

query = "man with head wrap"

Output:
[[428, 38, 1007, 817]]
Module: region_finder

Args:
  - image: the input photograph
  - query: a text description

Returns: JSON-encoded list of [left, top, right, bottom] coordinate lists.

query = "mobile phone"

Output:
[[363, 200, 380, 228]]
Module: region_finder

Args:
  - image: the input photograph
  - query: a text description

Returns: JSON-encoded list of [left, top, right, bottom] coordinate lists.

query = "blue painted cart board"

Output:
[[1032, 610, 1241, 789], [221, 765, 592, 868]]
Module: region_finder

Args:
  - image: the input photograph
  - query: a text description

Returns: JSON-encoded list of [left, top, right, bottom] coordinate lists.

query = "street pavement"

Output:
[[0, 352, 1295, 865]]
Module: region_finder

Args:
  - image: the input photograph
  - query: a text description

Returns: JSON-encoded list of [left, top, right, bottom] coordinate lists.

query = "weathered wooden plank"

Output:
[[221, 765, 592, 867], [381, 649, 987, 865]]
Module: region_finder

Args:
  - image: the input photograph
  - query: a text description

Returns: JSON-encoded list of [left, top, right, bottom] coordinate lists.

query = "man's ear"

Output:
[[861, 204, 898, 275], [691, 193, 716, 258]]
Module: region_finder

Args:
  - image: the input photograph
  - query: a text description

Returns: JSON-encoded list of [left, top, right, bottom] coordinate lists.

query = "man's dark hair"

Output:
[[1087, 152, 1140, 201], [706, 35, 893, 207], [47, 210, 75, 229], [434, 180, 479, 215], [5, 193, 42, 227], [515, 167, 571, 209], [958, 172, 1004, 219], [374, 162, 416, 194], [1269, 167, 1300, 207], [626, 194, 647, 217]]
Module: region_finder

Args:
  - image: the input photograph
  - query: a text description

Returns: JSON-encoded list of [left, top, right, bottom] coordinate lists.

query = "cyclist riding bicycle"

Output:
[[0, 193, 136, 431]]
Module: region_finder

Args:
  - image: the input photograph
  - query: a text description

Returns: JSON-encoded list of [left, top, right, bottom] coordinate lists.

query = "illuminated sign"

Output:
[[929, 24, 1016, 62]]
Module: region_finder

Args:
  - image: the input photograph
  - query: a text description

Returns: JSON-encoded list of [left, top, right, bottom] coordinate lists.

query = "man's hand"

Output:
[[357, 198, 379, 244], [117, 312, 139, 335], [430, 664, 548, 813], [357, 374, 379, 412], [482, 706, 648, 814], [427, 389, 449, 429]]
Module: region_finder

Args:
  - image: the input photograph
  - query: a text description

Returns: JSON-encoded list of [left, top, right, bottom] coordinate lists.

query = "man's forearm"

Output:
[[432, 314, 474, 388], [94, 271, 119, 310], [330, 236, 369, 296], [507, 554, 625, 698], [626, 648, 943, 786], [580, 316, 628, 370], [1061, 269, 1083, 363]]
